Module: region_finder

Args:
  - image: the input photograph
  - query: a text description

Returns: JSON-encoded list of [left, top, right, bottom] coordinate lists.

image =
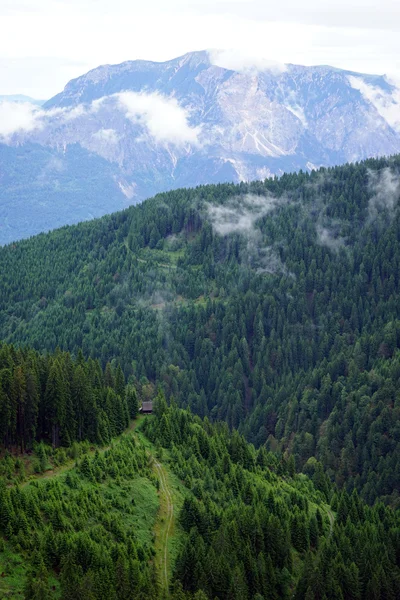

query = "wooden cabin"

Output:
[[140, 401, 153, 414]]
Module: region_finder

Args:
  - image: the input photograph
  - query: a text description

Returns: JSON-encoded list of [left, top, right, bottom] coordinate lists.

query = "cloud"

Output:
[[348, 75, 400, 132], [368, 167, 400, 219], [93, 128, 119, 144], [2, 1, 400, 99], [0, 100, 79, 140], [256, 247, 294, 277], [206, 192, 294, 276], [116, 91, 201, 147], [206, 193, 280, 236], [0, 100, 44, 138], [62, 104, 87, 121], [0, 91, 200, 149], [208, 49, 287, 74], [316, 222, 346, 251]]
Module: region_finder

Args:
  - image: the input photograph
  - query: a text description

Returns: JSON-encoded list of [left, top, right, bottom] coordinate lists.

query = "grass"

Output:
[[0, 544, 60, 599], [0, 545, 27, 599], [1, 417, 186, 596], [128, 476, 159, 547], [1, 419, 160, 596], [135, 417, 187, 592]]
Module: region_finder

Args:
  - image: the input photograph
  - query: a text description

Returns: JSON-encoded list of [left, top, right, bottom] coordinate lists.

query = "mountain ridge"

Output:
[[1, 50, 400, 244]]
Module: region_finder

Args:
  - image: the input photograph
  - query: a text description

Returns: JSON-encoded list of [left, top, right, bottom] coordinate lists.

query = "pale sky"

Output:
[[0, 0, 399, 99]]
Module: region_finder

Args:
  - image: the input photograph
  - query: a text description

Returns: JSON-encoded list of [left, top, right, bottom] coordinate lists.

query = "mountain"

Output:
[[1, 155, 400, 507], [1, 50, 400, 244], [0, 143, 131, 242], [0, 94, 46, 106]]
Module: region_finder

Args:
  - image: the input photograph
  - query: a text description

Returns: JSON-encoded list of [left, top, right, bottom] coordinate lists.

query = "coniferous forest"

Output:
[[1, 155, 400, 598]]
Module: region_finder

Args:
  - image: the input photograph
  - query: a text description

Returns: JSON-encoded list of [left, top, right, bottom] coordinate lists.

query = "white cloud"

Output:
[[93, 128, 119, 144], [316, 223, 346, 251], [0, 100, 74, 140], [208, 49, 286, 74], [116, 91, 200, 147], [62, 104, 87, 121], [0, 100, 44, 138], [206, 192, 294, 276], [0, 91, 200, 148], [348, 75, 400, 132], [368, 167, 400, 218], [207, 193, 281, 236]]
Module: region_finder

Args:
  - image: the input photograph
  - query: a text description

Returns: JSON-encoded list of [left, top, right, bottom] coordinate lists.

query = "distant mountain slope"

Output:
[[1, 50, 400, 244], [0, 143, 129, 242], [0, 94, 46, 105]]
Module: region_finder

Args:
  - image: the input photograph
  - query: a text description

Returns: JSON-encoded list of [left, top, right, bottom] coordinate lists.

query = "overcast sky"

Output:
[[1, 0, 399, 99]]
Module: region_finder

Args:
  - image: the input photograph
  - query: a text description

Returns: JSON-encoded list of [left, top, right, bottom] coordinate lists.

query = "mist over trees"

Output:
[[1, 156, 400, 503], [1, 155, 400, 597]]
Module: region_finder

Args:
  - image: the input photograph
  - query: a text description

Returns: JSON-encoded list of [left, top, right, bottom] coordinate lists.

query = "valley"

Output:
[[0, 155, 399, 598], [2, 1, 400, 598]]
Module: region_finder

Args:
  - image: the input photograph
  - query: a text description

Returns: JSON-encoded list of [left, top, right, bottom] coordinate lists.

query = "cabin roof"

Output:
[[140, 401, 153, 412]]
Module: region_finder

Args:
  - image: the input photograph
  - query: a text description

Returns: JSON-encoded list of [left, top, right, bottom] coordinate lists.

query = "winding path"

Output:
[[154, 460, 174, 594]]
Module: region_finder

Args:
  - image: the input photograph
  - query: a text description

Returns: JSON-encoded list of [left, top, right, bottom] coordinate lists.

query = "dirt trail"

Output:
[[154, 459, 174, 594]]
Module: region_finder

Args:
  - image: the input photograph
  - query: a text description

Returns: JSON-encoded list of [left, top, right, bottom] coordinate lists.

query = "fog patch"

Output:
[[206, 193, 294, 276], [316, 220, 346, 251], [209, 49, 287, 75], [93, 128, 119, 144], [368, 167, 400, 219], [256, 247, 295, 278], [116, 91, 201, 148], [206, 193, 281, 237]]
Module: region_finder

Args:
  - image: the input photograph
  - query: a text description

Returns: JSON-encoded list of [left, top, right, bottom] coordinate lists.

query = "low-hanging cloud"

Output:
[[206, 193, 281, 237], [348, 75, 400, 132], [0, 100, 47, 139], [256, 247, 295, 277], [0, 100, 70, 140], [93, 128, 119, 144], [206, 193, 294, 276], [316, 222, 346, 251], [209, 49, 287, 75], [116, 91, 201, 147], [0, 91, 201, 148], [368, 167, 400, 219], [36, 156, 65, 183]]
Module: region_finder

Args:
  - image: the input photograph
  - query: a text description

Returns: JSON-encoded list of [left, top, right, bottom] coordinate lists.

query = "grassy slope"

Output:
[[0, 416, 331, 598], [134, 417, 186, 594], [0, 419, 160, 598]]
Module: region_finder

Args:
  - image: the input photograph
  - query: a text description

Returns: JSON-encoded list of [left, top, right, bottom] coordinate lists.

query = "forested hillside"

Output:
[[1, 156, 400, 506], [2, 387, 400, 600], [0, 420, 160, 599], [146, 399, 400, 600], [0, 342, 138, 452]]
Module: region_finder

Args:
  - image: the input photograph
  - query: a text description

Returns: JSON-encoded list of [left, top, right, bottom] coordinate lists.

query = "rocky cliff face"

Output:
[[1, 50, 399, 244]]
